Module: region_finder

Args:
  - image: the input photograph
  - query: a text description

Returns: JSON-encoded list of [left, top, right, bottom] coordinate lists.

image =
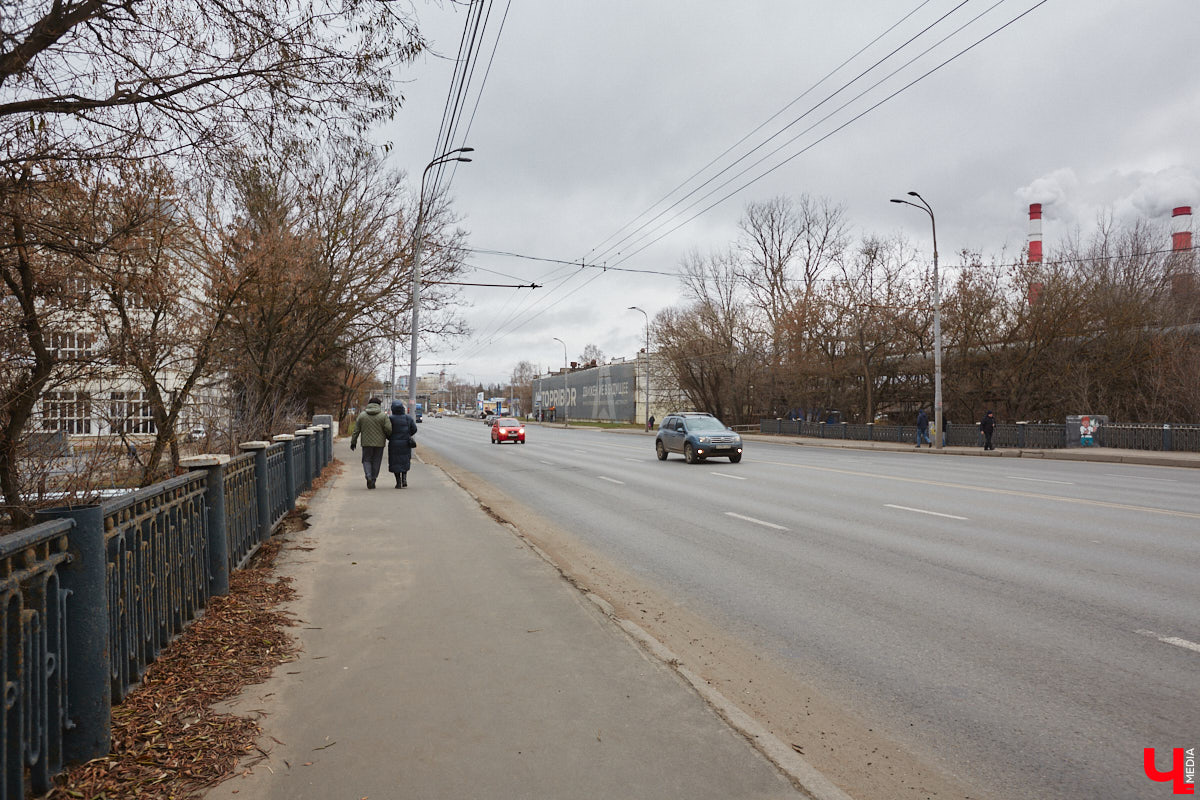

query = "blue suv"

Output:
[[655, 412, 743, 464]]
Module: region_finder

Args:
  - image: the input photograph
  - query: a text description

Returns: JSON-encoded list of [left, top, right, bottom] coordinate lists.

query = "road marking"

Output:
[[725, 512, 788, 531], [885, 504, 969, 520], [597, 476, 625, 485], [1103, 473, 1178, 483], [573, 449, 588, 454], [1136, 630, 1200, 654], [753, 458, 1200, 520], [711, 472, 746, 480], [624, 458, 643, 463], [539, 460, 555, 466], [1005, 475, 1075, 485]]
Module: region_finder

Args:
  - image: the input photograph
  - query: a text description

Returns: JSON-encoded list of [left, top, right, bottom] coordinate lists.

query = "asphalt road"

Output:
[[417, 417, 1200, 800]]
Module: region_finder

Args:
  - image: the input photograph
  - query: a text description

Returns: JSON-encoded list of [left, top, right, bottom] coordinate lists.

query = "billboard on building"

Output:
[[533, 362, 638, 422]]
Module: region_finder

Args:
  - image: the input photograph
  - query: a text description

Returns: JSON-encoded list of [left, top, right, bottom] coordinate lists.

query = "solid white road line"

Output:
[[597, 476, 625, 485], [1005, 475, 1075, 485], [725, 512, 789, 531], [710, 472, 747, 480], [884, 504, 969, 521], [1136, 629, 1200, 654]]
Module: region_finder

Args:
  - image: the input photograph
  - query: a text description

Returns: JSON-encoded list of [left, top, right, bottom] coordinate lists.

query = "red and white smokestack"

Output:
[[1027, 203, 1043, 263], [1172, 206, 1193, 252]]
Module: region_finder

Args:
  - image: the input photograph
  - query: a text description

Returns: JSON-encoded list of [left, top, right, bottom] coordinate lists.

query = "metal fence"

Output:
[[1, 424, 333, 799], [758, 419, 1197, 452]]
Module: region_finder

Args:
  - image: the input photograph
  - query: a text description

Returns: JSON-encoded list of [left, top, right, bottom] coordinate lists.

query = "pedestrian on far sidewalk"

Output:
[[916, 408, 931, 448], [350, 397, 392, 489], [980, 409, 997, 451], [387, 400, 418, 488]]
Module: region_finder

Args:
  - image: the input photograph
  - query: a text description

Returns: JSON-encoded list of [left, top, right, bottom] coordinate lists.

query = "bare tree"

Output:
[[1, 1, 423, 168]]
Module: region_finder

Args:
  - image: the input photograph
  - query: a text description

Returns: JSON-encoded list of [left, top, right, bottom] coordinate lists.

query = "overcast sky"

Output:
[[379, 0, 1200, 387]]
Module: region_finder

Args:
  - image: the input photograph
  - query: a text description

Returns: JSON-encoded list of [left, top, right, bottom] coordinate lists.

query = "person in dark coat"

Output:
[[980, 410, 997, 451], [387, 400, 418, 488], [916, 408, 931, 448]]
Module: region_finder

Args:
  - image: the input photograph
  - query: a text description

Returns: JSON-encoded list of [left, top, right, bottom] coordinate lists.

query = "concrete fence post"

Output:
[[240, 441, 272, 542], [1017, 421, 1027, 449], [1163, 423, 1173, 452], [867, 422, 875, 441], [182, 455, 232, 597], [33, 504, 110, 764]]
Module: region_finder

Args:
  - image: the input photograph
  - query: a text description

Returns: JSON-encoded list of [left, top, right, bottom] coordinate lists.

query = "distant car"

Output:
[[415, 412, 422, 423], [490, 417, 526, 444], [655, 412, 742, 463]]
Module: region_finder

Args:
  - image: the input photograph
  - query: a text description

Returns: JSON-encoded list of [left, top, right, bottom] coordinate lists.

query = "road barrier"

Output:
[[757, 419, 1199, 452], [1, 424, 332, 799]]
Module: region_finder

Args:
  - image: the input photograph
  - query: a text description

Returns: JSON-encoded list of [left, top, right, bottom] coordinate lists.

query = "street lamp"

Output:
[[551, 337, 568, 424], [628, 306, 651, 430], [408, 147, 473, 417], [891, 191, 943, 448]]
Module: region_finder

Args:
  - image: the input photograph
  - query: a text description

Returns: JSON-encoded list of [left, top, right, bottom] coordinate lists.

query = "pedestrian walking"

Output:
[[916, 408, 931, 448], [350, 397, 392, 489], [647, 414, 656, 432], [980, 409, 997, 451], [387, 400, 418, 488]]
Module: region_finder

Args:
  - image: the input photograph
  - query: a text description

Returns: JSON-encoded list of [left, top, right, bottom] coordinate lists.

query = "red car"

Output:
[[490, 417, 526, 444]]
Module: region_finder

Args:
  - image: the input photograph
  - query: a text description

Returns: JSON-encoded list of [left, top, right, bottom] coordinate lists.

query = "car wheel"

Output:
[[656, 440, 668, 461], [729, 453, 742, 463], [684, 443, 697, 464]]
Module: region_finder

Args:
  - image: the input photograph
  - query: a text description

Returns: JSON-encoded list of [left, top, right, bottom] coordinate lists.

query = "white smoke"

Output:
[[1015, 168, 1079, 219], [1129, 166, 1200, 219], [1016, 165, 1198, 233]]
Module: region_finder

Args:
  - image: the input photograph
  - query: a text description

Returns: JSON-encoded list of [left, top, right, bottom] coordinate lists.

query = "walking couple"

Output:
[[350, 398, 418, 489]]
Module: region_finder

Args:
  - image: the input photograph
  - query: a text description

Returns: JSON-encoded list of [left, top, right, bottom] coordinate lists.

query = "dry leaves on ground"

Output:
[[42, 457, 344, 800]]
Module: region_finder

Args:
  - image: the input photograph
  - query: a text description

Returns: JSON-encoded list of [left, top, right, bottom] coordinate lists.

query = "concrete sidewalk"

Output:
[[204, 440, 829, 800]]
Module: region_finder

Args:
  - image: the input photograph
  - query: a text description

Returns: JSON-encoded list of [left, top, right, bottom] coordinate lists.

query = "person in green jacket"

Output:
[[350, 397, 392, 489]]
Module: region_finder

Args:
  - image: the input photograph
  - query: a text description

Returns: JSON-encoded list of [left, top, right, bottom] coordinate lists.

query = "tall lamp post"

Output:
[[552, 337, 568, 369], [891, 191, 943, 449], [628, 306, 650, 430], [552, 337, 568, 423], [408, 147, 473, 417]]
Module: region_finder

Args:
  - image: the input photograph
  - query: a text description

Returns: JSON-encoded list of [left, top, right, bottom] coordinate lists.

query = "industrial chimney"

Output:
[[1027, 203, 1044, 306], [1027, 203, 1044, 263], [1172, 206, 1193, 252]]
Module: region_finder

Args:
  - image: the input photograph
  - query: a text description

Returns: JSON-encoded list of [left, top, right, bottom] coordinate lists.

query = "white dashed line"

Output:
[[884, 504, 969, 521], [1136, 630, 1200, 654], [1006, 475, 1075, 485], [597, 476, 625, 485], [539, 460, 555, 466], [624, 458, 643, 463], [725, 512, 788, 531], [1104, 474, 1178, 483], [710, 472, 746, 480]]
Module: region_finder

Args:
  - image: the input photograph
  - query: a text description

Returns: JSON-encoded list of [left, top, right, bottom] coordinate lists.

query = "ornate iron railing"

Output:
[[1, 423, 333, 799]]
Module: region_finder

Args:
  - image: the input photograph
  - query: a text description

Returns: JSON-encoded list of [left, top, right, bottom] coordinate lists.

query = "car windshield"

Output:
[[687, 417, 728, 432], [496, 419, 519, 426]]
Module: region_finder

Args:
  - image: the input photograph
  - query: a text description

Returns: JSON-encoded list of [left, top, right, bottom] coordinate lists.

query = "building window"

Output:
[[50, 331, 94, 360], [110, 391, 156, 434], [41, 391, 92, 434]]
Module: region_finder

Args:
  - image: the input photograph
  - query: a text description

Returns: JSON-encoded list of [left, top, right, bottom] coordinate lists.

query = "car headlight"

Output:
[[698, 436, 710, 443]]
